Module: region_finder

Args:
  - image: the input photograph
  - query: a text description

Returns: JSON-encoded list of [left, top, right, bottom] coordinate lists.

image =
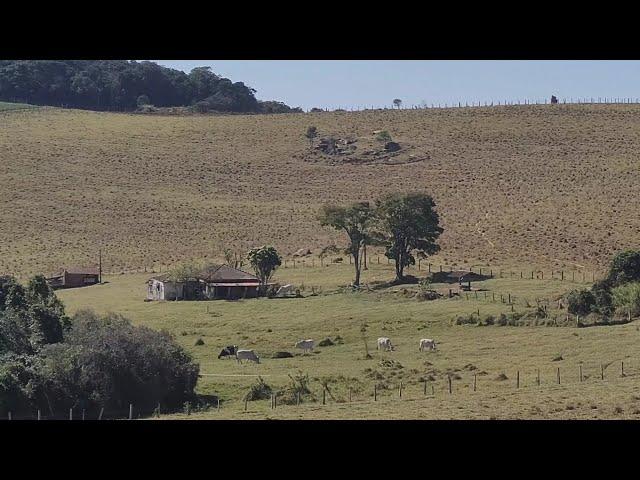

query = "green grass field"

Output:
[[0, 101, 36, 111], [56, 262, 640, 419]]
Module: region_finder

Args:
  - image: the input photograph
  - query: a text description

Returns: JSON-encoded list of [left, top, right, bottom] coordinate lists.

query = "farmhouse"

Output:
[[46, 267, 100, 289], [146, 264, 262, 301]]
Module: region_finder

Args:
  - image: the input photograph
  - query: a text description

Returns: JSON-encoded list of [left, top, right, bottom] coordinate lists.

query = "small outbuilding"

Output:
[[46, 267, 100, 289]]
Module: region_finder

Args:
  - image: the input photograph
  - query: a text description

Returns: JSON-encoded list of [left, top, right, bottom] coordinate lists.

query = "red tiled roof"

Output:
[[147, 264, 258, 283]]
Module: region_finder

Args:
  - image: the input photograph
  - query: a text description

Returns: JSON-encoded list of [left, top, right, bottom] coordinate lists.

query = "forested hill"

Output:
[[0, 60, 301, 113]]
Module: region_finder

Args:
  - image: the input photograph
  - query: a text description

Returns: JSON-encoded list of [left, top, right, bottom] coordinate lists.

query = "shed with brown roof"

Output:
[[46, 267, 100, 289]]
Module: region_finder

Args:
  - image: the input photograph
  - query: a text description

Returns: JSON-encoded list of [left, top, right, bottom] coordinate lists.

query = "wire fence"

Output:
[[305, 96, 640, 113], [3, 358, 636, 420]]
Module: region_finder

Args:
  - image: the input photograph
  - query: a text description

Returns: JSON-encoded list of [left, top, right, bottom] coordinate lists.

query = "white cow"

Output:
[[419, 339, 437, 351], [377, 337, 394, 351], [236, 349, 260, 364], [295, 339, 315, 354]]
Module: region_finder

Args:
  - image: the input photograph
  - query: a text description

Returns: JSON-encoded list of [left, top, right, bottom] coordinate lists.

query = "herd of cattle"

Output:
[[216, 337, 437, 364]]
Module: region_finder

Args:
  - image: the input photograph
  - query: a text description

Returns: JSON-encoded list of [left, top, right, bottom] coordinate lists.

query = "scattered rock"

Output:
[[552, 355, 564, 362], [384, 141, 401, 152], [318, 338, 335, 347], [293, 248, 312, 257], [495, 373, 508, 381], [272, 351, 294, 359]]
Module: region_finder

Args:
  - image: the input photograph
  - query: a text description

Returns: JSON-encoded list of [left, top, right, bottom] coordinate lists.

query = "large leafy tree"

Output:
[[247, 246, 282, 293], [375, 193, 443, 283], [318, 202, 376, 286], [607, 250, 640, 287]]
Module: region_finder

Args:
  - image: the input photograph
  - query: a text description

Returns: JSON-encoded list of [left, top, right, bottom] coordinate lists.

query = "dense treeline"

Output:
[[0, 60, 302, 113], [0, 275, 199, 416]]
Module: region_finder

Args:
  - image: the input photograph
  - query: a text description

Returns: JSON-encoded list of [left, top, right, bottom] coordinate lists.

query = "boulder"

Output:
[[384, 141, 401, 152], [293, 248, 312, 257]]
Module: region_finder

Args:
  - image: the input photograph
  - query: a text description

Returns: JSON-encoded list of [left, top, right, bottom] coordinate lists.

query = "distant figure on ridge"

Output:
[[551, 95, 558, 104]]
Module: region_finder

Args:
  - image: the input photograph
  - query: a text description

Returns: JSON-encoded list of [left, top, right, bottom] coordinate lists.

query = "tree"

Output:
[[393, 98, 402, 109], [247, 246, 282, 294], [318, 202, 375, 286], [607, 250, 640, 287], [223, 249, 242, 269], [136, 94, 151, 107], [374, 193, 443, 283], [567, 289, 596, 316], [305, 126, 318, 148]]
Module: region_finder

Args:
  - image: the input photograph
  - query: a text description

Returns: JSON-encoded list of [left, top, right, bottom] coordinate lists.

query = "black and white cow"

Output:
[[218, 345, 238, 359]]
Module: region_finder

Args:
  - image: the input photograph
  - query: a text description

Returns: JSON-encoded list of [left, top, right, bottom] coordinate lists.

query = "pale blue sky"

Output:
[[153, 60, 640, 110]]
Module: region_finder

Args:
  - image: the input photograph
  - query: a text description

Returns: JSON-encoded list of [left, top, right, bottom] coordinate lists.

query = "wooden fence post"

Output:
[[374, 385, 377, 401], [473, 374, 477, 392], [37, 410, 41, 421], [423, 381, 427, 395], [8, 412, 11, 421], [349, 388, 352, 403], [399, 382, 403, 398], [129, 404, 133, 420], [601, 364, 604, 380], [448, 375, 452, 394], [245, 397, 249, 411], [621, 361, 625, 377], [69, 408, 73, 421], [98, 407, 104, 420], [217, 398, 220, 411], [580, 365, 583, 382], [516, 371, 520, 389], [557, 367, 561, 384], [322, 389, 326, 405]]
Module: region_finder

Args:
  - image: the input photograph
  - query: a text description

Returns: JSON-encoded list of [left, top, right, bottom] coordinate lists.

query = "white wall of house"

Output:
[[148, 279, 183, 301]]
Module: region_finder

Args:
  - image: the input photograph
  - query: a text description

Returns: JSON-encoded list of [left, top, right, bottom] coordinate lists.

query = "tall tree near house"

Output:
[[375, 193, 443, 283], [247, 246, 282, 294], [223, 248, 242, 269], [393, 98, 402, 109], [318, 202, 375, 286], [305, 126, 318, 148]]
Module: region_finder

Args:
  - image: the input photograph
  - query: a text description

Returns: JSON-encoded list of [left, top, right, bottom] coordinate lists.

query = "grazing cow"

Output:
[[295, 339, 315, 353], [419, 339, 437, 352], [217, 345, 238, 359], [377, 337, 394, 351], [236, 349, 260, 364]]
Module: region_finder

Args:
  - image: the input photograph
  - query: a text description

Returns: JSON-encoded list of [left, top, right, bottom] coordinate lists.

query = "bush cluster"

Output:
[[0, 275, 199, 416]]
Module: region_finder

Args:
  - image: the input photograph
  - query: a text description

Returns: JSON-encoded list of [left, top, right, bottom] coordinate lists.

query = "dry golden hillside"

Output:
[[1, 104, 638, 276]]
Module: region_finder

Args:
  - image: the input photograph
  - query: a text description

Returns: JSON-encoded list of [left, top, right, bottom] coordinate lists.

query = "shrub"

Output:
[[277, 372, 315, 405], [495, 313, 508, 326], [244, 376, 272, 401], [567, 289, 596, 316], [318, 338, 334, 347], [194, 338, 205, 346], [34, 310, 200, 413], [591, 280, 613, 315], [612, 282, 640, 317], [375, 130, 392, 143]]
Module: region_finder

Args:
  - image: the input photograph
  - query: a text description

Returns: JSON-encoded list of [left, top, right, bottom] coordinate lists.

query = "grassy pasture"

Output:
[[2, 104, 640, 277], [56, 262, 640, 419], [0, 101, 37, 111]]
